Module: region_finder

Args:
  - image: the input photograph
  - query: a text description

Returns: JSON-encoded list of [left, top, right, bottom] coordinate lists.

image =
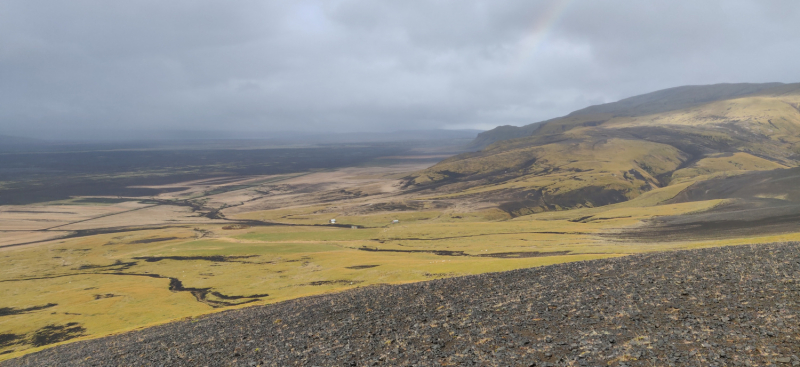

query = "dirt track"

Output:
[[3, 242, 800, 366]]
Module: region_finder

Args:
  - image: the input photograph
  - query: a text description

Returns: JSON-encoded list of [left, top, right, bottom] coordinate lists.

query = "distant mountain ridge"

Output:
[[3, 129, 482, 144], [0, 135, 47, 152], [471, 83, 796, 149], [566, 82, 788, 117], [408, 82, 800, 216], [0, 130, 483, 153], [0, 135, 42, 144]]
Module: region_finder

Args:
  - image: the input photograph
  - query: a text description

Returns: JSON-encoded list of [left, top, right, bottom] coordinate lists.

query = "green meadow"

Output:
[[3, 182, 800, 360]]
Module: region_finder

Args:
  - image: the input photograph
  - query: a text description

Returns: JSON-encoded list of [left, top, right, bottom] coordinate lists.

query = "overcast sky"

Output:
[[2, 0, 799, 139]]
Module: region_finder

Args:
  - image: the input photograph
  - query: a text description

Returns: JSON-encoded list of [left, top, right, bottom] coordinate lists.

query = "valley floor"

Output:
[[2, 157, 800, 360]]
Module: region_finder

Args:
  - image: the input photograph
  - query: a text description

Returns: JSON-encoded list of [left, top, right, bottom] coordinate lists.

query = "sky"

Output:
[[2, 0, 800, 139]]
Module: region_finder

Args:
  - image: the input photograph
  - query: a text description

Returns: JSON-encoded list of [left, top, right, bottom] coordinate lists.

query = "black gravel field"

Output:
[[4, 242, 800, 367]]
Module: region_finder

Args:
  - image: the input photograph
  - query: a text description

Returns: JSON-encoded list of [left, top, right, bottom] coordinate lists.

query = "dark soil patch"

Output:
[[345, 265, 380, 269], [0, 271, 267, 309], [208, 292, 270, 301], [618, 125, 759, 159], [610, 167, 800, 242], [358, 247, 571, 258], [571, 215, 632, 223], [0, 334, 21, 349], [30, 226, 177, 246], [92, 294, 117, 300], [147, 198, 226, 220], [132, 255, 257, 263], [498, 186, 630, 217], [6, 242, 800, 366], [221, 224, 250, 230], [477, 251, 570, 258], [381, 231, 575, 242], [615, 200, 800, 242], [0, 304, 57, 317], [316, 189, 368, 203], [668, 166, 800, 204], [127, 237, 181, 244], [364, 201, 426, 212], [69, 198, 141, 204], [171, 277, 262, 307], [73, 260, 137, 271], [568, 215, 594, 223], [101, 273, 268, 308], [302, 280, 364, 286], [358, 247, 469, 256], [29, 323, 86, 348]]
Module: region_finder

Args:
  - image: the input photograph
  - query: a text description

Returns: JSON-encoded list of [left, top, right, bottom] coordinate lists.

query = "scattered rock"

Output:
[[4, 242, 800, 366]]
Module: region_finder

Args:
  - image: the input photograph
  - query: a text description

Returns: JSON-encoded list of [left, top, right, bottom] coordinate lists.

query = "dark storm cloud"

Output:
[[1, 0, 799, 138]]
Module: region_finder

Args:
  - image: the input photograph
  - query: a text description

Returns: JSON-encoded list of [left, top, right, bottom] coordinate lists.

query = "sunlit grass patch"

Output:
[[2, 186, 799, 360], [235, 227, 380, 242]]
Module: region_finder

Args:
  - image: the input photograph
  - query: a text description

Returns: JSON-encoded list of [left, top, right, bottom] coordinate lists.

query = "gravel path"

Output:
[[3, 242, 800, 366]]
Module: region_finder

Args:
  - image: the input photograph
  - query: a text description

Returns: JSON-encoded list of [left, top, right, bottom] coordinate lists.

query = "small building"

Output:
[[330, 219, 336, 224], [351, 225, 358, 229], [392, 220, 399, 224]]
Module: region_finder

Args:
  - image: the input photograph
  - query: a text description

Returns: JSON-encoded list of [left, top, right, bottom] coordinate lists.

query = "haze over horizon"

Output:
[[2, 0, 800, 140]]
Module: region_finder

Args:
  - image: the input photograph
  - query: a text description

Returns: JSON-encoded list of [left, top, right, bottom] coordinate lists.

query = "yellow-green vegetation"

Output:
[[234, 205, 511, 226], [4, 181, 800, 360], [409, 86, 800, 215], [669, 152, 786, 183], [417, 137, 685, 200], [236, 206, 445, 227]]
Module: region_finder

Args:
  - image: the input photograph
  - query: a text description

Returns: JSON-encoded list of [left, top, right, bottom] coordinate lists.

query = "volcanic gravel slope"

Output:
[[4, 243, 800, 367]]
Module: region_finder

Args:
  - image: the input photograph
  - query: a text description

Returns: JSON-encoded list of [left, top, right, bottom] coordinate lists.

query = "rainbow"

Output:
[[514, 0, 575, 71]]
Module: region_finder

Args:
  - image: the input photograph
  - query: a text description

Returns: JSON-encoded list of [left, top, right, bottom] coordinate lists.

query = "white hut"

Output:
[[392, 219, 399, 224], [330, 219, 336, 224]]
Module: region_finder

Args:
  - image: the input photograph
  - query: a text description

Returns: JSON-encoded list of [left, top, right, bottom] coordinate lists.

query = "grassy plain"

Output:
[[3, 160, 800, 361]]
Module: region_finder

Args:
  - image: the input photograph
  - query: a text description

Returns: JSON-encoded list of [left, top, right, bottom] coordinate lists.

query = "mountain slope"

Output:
[[471, 82, 795, 150], [566, 82, 788, 118], [406, 83, 800, 216]]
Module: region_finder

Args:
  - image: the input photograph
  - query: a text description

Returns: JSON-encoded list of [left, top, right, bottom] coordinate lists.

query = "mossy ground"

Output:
[[408, 93, 800, 214], [3, 182, 800, 360]]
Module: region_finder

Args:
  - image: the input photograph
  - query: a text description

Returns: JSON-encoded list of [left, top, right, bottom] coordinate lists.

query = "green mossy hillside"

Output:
[[408, 83, 800, 216]]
